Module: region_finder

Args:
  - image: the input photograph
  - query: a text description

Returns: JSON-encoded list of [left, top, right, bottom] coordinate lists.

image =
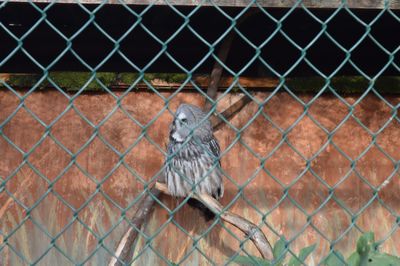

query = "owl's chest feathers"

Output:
[[167, 141, 216, 179], [169, 141, 203, 161], [165, 138, 223, 198]]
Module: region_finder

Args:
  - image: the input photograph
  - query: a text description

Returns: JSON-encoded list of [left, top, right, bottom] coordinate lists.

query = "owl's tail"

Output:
[[187, 198, 215, 221]]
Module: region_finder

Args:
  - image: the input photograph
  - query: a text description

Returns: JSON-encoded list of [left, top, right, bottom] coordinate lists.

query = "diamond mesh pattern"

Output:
[[0, 1, 399, 265]]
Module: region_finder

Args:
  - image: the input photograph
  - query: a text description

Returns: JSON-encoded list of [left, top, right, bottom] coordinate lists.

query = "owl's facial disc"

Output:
[[171, 112, 189, 142]]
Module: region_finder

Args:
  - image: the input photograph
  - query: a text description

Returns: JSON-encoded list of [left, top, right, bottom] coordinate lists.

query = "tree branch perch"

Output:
[[154, 182, 274, 261]]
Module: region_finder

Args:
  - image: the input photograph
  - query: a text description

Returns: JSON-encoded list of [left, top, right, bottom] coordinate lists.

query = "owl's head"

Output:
[[170, 104, 212, 143]]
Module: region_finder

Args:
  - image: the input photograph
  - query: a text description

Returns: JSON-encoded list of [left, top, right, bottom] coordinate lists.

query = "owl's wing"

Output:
[[204, 136, 221, 167]]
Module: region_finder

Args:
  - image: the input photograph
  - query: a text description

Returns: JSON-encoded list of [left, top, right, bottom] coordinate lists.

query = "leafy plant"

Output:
[[234, 232, 400, 266], [288, 244, 317, 266], [233, 237, 316, 266], [322, 251, 346, 266], [323, 232, 400, 266]]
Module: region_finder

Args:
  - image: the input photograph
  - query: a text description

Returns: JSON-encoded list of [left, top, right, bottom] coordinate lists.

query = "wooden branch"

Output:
[[210, 94, 253, 131], [154, 182, 274, 261], [204, 34, 235, 112], [109, 187, 161, 266], [204, 10, 257, 112]]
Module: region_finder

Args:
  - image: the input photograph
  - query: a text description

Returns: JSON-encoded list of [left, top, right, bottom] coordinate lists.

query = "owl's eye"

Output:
[[181, 118, 188, 124]]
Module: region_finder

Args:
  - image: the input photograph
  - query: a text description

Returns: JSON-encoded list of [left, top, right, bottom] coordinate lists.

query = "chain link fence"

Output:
[[1, 1, 400, 265]]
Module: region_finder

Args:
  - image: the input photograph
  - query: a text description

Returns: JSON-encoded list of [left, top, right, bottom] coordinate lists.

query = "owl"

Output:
[[164, 104, 223, 218]]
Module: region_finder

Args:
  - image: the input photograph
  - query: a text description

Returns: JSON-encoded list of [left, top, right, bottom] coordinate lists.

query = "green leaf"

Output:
[[346, 252, 361, 266], [288, 244, 316, 266], [362, 232, 375, 243], [366, 251, 400, 266], [273, 238, 287, 265], [233, 255, 270, 266], [357, 232, 374, 255], [322, 252, 345, 266]]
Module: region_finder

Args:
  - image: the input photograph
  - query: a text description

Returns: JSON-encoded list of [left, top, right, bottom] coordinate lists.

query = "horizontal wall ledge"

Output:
[[2, 73, 400, 94]]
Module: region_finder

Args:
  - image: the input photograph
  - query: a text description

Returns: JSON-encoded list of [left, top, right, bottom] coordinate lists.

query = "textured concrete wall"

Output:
[[0, 90, 399, 265]]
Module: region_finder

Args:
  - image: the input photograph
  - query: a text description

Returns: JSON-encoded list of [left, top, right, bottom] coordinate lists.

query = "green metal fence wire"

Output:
[[0, 0, 399, 265]]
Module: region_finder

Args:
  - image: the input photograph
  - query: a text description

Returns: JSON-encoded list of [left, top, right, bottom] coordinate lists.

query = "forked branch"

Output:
[[154, 182, 273, 260]]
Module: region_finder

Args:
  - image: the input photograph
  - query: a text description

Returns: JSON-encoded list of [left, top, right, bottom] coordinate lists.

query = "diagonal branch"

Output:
[[154, 182, 273, 260], [204, 32, 235, 112], [210, 94, 252, 131], [204, 10, 257, 113], [109, 187, 161, 266]]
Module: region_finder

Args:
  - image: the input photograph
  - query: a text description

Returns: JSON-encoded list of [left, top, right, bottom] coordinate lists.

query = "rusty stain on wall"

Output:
[[0, 90, 399, 265]]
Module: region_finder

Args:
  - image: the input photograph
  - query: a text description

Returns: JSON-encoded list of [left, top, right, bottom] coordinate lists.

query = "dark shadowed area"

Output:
[[1, 89, 399, 265]]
